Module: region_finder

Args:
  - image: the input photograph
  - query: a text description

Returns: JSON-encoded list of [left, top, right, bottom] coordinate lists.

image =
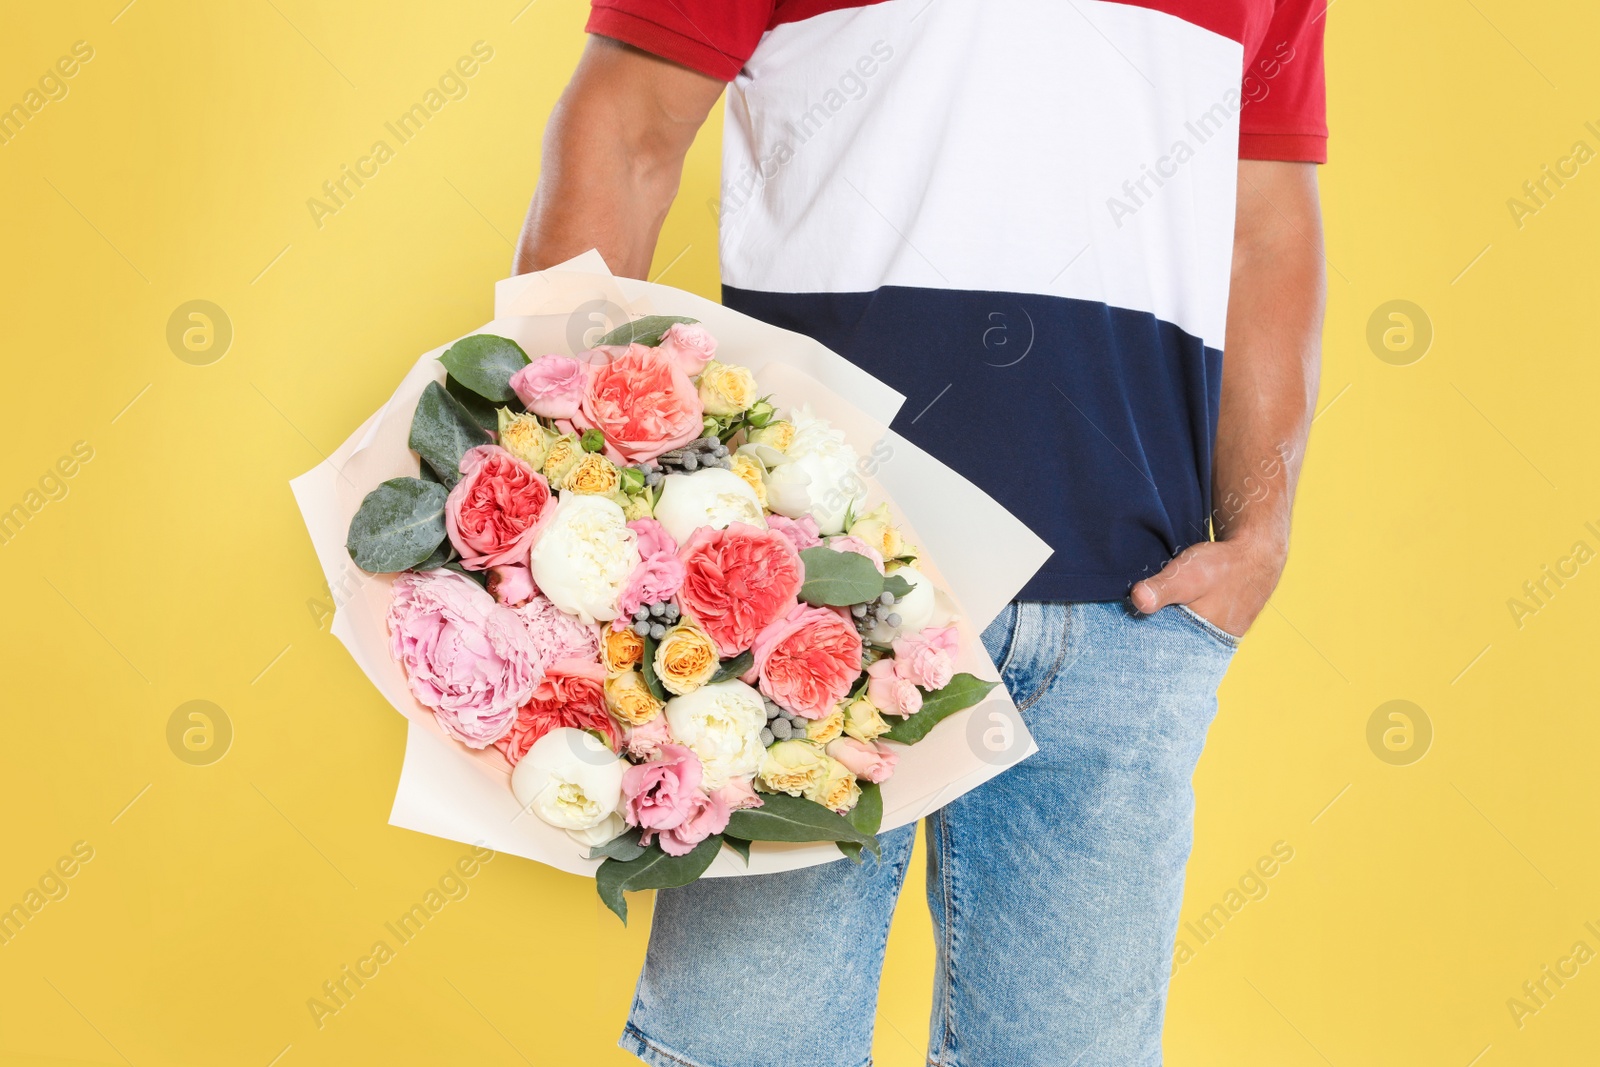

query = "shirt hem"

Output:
[[585, 6, 744, 81], [1239, 131, 1328, 163]]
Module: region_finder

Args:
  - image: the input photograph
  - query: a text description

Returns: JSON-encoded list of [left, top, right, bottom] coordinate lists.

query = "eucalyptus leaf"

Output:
[[595, 314, 699, 349], [410, 380, 493, 486], [725, 792, 878, 857], [798, 546, 886, 607], [640, 634, 668, 701], [882, 673, 1001, 745], [587, 826, 647, 863], [881, 573, 914, 599], [415, 537, 456, 571], [710, 649, 754, 684], [345, 477, 448, 573], [447, 373, 505, 433], [438, 334, 531, 402], [722, 837, 752, 865], [595, 835, 723, 923]]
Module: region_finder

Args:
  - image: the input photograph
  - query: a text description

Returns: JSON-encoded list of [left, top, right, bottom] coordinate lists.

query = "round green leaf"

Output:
[[345, 477, 448, 573], [438, 334, 530, 403]]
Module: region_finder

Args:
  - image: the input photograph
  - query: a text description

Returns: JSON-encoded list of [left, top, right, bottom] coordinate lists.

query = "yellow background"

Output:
[[2, 1, 1596, 1064]]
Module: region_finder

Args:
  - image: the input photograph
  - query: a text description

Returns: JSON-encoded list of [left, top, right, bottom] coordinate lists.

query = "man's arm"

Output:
[[1130, 160, 1326, 636], [514, 36, 724, 278]]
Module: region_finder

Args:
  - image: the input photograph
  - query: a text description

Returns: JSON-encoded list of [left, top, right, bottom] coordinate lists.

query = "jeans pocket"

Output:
[[981, 602, 1020, 673], [1174, 604, 1243, 650]]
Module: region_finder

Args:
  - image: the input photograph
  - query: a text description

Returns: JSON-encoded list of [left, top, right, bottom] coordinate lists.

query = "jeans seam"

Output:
[[934, 806, 957, 1063], [621, 1023, 712, 1067], [1014, 604, 1075, 713]]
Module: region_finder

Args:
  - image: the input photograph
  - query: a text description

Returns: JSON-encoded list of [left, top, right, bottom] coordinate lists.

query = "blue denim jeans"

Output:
[[620, 601, 1238, 1067]]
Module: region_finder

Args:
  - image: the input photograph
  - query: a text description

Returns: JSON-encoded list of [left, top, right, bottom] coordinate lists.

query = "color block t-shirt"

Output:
[[588, 0, 1328, 601]]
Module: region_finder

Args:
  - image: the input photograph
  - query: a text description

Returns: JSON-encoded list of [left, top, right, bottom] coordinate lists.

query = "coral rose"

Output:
[[444, 445, 552, 571], [744, 603, 863, 720], [572, 343, 703, 464], [495, 661, 615, 765], [676, 523, 804, 658]]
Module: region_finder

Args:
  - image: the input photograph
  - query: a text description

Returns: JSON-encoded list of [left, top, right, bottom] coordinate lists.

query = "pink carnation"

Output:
[[616, 518, 686, 628], [622, 743, 704, 836], [767, 513, 822, 553], [444, 445, 552, 570], [494, 661, 616, 765], [891, 626, 960, 691], [677, 523, 805, 658], [866, 657, 923, 718], [654, 787, 730, 856], [826, 737, 899, 783], [744, 603, 863, 719], [572, 343, 704, 464], [657, 322, 718, 377], [827, 535, 885, 574], [509, 354, 586, 419], [716, 776, 763, 812], [386, 570, 541, 748]]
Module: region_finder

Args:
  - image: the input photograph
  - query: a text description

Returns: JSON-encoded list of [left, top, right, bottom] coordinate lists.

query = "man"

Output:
[[516, 1, 1326, 1063]]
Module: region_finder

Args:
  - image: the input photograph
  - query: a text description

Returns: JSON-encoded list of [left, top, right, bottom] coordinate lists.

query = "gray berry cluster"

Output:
[[629, 600, 681, 639], [850, 590, 902, 637], [759, 698, 809, 747], [656, 436, 733, 472]]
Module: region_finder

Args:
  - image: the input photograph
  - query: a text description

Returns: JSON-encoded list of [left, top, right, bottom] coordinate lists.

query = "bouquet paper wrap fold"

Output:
[[291, 252, 1053, 878]]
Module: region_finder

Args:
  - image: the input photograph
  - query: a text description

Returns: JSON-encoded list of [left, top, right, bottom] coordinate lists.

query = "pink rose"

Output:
[[386, 570, 542, 748], [494, 661, 616, 765], [744, 603, 863, 719], [767, 513, 822, 553], [654, 787, 730, 856], [444, 445, 552, 570], [623, 715, 672, 761], [891, 626, 960, 691], [826, 737, 899, 783], [509, 354, 586, 419], [486, 563, 534, 607], [657, 322, 718, 377], [716, 776, 763, 812], [514, 594, 602, 665], [573, 343, 704, 464], [867, 657, 923, 718], [677, 523, 805, 658], [616, 518, 686, 627], [622, 743, 703, 831], [827, 535, 885, 574]]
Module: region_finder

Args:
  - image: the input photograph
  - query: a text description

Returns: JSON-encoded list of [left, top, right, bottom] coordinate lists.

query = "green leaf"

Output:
[[595, 835, 723, 923], [442, 560, 488, 589], [345, 477, 448, 573], [881, 573, 914, 599], [595, 315, 699, 349], [798, 546, 886, 607], [446, 374, 505, 433], [415, 537, 456, 571], [410, 380, 493, 486], [723, 837, 752, 865], [882, 673, 1001, 745], [640, 634, 668, 701], [587, 826, 647, 863], [438, 334, 531, 403], [837, 782, 883, 862], [710, 649, 754, 683], [725, 792, 878, 857]]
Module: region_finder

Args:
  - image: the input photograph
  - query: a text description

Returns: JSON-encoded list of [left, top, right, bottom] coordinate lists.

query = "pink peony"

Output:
[[444, 445, 552, 570], [494, 661, 616, 765], [654, 787, 730, 856], [744, 603, 863, 720], [827, 535, 885, 574], [767, 513, 822, 553], [891, 626, 960, 691], [486, 563, 534, 607], [514, 594, 601, 665], [716, 776, 763, 812], [572, 343, 704, 464], [622, 715, 672, 761], [657, 322, 718, 377], [867, 657, 923, 718], [677, 523, 805, 658], [826, 737, 899, 783], [386, 570, 542, 748], [615, 518, 686, 628], [622, 743, 703, 831], [509, 354, 586, 419]]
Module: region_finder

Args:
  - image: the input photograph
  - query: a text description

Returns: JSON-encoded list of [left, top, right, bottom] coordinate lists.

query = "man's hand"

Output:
[[515, 36, 724, 278], [1131, 160, 1325, 638]]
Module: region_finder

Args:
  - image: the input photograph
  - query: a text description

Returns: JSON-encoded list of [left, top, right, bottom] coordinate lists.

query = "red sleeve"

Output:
[[586, 1, 777, 81], [1239, 0, 1328, 163]]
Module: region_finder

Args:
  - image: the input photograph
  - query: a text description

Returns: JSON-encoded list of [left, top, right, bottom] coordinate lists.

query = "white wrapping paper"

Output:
[[291, 252, 1053, 878]]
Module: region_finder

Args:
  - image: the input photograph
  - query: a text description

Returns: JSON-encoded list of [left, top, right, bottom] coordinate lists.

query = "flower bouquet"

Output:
[[292, 253, 1051, 921]]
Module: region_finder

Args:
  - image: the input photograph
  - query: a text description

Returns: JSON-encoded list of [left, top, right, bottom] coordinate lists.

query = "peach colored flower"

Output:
[[444, 445, 552, 571], [744, 603, 863, 720], [676, 522, 804, 658], [495, 661, 616, 765], [573, 343, 704, 464]]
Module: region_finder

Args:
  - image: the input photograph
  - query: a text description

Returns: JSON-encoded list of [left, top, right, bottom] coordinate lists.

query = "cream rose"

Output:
[[728, 452, 769, 508], [542, 432, 584, 485], [497, 409, 554, 471], [652, 466, 767, 545], [804, 706, 845, 745], [804, 755, 861, 813], [756, 739, 829, 797], [654, 621, 720, 696], [746, 419, 795, 453], [528, 494, 639, 624], [842, 694, 891, 742], [562, 452, 622, 497], [662, 679, 768, 790], [696, 360, 759, 416], [847, 502, 906, 561]]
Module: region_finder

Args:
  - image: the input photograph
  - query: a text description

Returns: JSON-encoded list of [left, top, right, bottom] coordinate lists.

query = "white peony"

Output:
[[528, 493, 639, 624], [762, 405, 866, 535], [866, 564, 936, 643], [652, 467, 767, 545], [510, 728, 628, 835], [663, 679, 769, 790]]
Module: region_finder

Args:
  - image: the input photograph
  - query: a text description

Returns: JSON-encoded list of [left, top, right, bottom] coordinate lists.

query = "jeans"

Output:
[[620, 601, 1238, 1067]]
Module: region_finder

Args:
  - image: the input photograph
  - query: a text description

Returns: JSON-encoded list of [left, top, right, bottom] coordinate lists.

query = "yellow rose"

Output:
[[562, 452, 622, 497], [542, 433, 584, 485], [746, 420, 795, 453], [847, 502, 905, 560], [654, 621, 720, 696], [756, 739, 829, 797], [497, 409, 553, 471], [605, 669, 664, 726], [697, 360, 759, 417], [728, 453, 769, 508], [841, 695, 890, 742], [804, 755, 861, 813], [621, 492, 655, 521], [603, 627, 643, 673], [804, 707, 845, 745]]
